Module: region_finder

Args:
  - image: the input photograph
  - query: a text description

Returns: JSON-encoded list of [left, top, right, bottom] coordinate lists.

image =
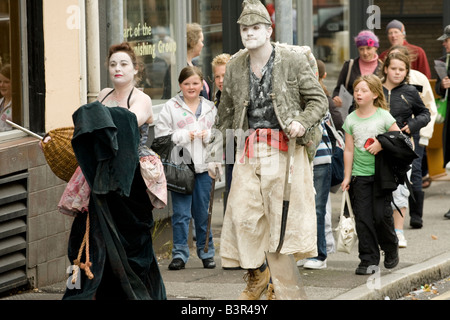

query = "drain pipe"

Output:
[[79, 0, 87, 105], [86, 0, 101, 103]]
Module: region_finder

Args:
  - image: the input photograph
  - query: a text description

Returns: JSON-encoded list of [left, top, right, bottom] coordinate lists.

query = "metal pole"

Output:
[[275, 0, 293, 45], [296, 0, 313, 48], [107, 0, 124, 45]]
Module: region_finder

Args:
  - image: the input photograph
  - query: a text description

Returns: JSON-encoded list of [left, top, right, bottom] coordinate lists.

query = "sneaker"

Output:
[[238, 267, 271, 300], [396, 230, 407, 248], [355, 264, 379, 275], [384, 248, 399, 269], [296, 259, 307, 267], [303, 258, 327, 270]]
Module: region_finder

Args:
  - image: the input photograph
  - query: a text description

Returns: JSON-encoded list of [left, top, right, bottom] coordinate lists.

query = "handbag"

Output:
[[151, 134, 195, 195], [335, 190, 357, 254], [325, 119, 345, 187]]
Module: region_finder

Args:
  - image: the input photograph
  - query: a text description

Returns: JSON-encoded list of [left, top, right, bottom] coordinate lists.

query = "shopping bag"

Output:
[[335, 190, 357, 254]]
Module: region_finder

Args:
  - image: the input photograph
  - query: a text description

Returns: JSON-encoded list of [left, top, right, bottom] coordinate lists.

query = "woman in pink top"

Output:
[[332, 30, 383, 118]]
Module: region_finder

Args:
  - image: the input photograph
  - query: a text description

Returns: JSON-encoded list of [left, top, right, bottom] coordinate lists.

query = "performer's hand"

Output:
[[288, 121, 306, 138], [207, 162, 223, 180]]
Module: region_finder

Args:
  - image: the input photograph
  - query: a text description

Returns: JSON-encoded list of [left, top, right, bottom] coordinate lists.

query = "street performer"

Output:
[[207, 0, 328, 300]]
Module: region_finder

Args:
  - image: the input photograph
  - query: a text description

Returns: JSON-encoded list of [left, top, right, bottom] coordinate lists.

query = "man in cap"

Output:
[[435, 25, 450, 219], [207, 0, 327, 299], [379, 19, 432, 78]]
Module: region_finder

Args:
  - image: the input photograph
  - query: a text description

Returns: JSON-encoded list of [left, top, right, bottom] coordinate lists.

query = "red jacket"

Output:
[[380, 40, 432, 79]]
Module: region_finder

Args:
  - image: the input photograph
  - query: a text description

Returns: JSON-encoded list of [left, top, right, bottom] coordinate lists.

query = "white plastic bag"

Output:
[[335, 190, 357, 254]]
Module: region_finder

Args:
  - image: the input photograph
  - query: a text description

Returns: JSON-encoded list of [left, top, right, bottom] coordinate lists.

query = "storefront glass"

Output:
[[123, 0, 177, 100], [313, 0, 350, 84], [0, 0, 12, 132], [122, 0, 223, 103], [191, 0, 223, 96], [0, 0, 22, 136]]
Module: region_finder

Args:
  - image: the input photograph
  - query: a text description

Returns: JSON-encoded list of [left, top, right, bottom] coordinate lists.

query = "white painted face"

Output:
[[240, 24, 271, 50], [109, 51, 138, 86]]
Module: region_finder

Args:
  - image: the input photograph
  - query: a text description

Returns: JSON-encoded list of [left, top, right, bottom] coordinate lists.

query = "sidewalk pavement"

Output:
[[2, 171, 450, 301]]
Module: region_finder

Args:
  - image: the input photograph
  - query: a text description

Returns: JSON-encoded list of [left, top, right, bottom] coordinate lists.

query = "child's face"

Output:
[[179, 74, 203, 100], [384, 59, 408, 86], [214, 64, 226, 91], [354, 81, 377, 107]]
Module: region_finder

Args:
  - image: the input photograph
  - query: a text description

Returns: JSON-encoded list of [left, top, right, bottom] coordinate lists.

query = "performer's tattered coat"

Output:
[[209, 43, 328, 268]]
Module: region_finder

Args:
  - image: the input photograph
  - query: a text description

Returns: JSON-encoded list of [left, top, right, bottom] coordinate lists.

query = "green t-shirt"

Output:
[[343, 108, 396, 176]]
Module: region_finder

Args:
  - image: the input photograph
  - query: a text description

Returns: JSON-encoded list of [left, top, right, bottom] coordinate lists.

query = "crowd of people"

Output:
[[31, 0, 450, 301]]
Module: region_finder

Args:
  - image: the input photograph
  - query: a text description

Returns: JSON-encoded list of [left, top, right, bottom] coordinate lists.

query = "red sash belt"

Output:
[[240, 129, 289, 163]]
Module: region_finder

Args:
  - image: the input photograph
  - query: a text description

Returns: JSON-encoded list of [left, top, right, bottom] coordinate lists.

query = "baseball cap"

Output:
[[437, 25, 450, 41]]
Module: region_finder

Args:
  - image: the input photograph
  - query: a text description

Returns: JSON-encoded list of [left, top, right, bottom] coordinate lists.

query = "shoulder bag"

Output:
[[151, 134, 195, 195]]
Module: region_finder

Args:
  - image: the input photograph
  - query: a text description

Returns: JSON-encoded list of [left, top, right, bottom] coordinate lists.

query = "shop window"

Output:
[[313, 0, 349, 64], [190, 0, 223, 96], [0, 0, 22, 135], [123, 0, 177, 101]]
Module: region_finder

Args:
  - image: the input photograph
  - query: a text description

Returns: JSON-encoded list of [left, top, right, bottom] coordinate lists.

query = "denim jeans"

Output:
[[171, 172, 215, 263], [312, 163, 332, 261]]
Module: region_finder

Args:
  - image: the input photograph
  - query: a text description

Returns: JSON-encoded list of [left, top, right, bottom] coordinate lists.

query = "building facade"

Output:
[[0, 0, 449, 293]]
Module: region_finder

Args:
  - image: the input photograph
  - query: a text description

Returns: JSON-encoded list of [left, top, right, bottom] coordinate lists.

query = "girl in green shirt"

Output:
[[342, 74, 401, 275]]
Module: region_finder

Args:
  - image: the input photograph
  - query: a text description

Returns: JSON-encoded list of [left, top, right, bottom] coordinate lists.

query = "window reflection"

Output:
[[124, 0, 176, 100], [0, 1, 12, 132]]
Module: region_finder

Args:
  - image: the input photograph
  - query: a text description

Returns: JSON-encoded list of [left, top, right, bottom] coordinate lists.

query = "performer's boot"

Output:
[[238, 263, 270, 300]]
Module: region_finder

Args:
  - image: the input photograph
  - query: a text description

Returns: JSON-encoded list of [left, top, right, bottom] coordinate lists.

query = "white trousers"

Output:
[[220, 142, 317, 269]]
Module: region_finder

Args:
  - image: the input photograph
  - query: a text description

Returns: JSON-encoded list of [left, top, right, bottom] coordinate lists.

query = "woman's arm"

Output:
[[129, 92, 153, 127]]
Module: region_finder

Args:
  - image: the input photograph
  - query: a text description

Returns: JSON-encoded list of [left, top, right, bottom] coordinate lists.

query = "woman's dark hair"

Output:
[[108, 42, 138, 66]]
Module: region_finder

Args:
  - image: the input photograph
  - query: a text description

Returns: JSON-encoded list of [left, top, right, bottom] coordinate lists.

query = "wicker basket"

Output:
[[42, 127, 78, 182]]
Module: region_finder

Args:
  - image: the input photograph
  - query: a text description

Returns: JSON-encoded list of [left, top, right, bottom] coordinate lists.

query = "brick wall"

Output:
[[374, 0, 446, 79], [0, 138, 71, 289]]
